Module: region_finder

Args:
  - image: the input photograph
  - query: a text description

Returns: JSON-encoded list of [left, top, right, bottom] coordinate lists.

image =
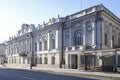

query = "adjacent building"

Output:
[[0, 43, 6, 66], [6, 4, 120, 71]]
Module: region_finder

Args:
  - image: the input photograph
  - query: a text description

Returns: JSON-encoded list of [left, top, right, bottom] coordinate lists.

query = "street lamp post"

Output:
[[29, 32, 33, 69], [27, 32, 33, 69], [30, 32, 33, 69], [29, 51, 32, 69]]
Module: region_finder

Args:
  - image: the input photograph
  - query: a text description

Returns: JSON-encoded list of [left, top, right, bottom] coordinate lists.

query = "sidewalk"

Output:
[[32, 67, 120, 79], [1, 66, 120, 79]]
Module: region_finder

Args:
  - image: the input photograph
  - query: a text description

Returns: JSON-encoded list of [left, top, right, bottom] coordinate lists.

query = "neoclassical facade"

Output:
[[6, 4, 120, 71], [64, 4, 120, 71]]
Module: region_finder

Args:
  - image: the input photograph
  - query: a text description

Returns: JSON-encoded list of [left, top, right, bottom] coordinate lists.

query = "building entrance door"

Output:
[[85, 56, 91, 70], [68, 54, 78, 69], [74, 55, 78, 69], [71, 55, 78, 69]]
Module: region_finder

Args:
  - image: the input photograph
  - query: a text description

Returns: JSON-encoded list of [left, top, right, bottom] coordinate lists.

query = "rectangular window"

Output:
[[17, 47, 19, 53], [12, 58, 13, 64], [39, 57, 42, 64], [105, 33, 107, 45], [52, 39, 55, 49], [30, 43, 31, 52], [44, 41, 47, 50], [35, 42, 37, 51], [112, 36, 115, 48], [51, 57, 55, 65], [23, 58, 25, 64], [44, 57, 47, 64], [118, 38, 120, 46], [86, 32, 92, 46], [19, 58, 21, 64], [14, 57, 16, 64], [39, 42, 42, 51], [27, 58, 30, 64]]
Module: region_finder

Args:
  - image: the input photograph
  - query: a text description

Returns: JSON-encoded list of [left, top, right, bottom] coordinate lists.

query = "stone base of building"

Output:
[[6, 64, 30, 69], [37, 64, 59, 68]]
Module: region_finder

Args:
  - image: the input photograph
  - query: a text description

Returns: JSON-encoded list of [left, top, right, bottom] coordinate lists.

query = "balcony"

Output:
[[65, 46, 85, 52], [19, 51, 28, 57]]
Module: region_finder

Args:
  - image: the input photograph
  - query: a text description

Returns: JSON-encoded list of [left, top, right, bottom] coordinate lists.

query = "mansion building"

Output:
[[6, 4, 120, 71]]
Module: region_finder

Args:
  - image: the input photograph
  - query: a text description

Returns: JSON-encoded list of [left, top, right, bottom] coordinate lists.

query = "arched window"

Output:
[[51, 33, 56, 49], [74, 30, 83, 45]]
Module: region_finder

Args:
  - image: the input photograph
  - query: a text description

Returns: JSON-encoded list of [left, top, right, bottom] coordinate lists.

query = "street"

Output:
[[0, 68, 118, 80]]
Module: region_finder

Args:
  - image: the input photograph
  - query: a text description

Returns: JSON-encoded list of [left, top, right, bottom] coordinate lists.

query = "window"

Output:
[[118, 38, 120, 46], [17, 47, 19, 53], [44, 57, 48, 64], [86, 33, 92, 46], [9, 58, 10, 64], [44, 41, 47, 50], [23, 58, 25, 64], [27, 58, 30, 64], [118, 34, 120, 46], [52, 39, 55, 49], [51, 57, 55, 65], [39, 42, 42, 51], [12, 57, 13, 64], [30, 43, 31, 51], [35, 42, 37, 51], [14, 57, 16, 64], [105, 33, 107, 45], [19, 58, 21, 64], [112, 36, 115, 47], [74, 31, 83, 45], [39, 57, 42, 64]]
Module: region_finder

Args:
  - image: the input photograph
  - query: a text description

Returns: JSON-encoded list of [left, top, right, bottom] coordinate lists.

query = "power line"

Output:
[[81, 0, 82, 10]]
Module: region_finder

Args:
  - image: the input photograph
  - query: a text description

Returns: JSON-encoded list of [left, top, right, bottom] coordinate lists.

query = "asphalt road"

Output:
[[0, 68, 118, 80], [0, 68, 98, 80]]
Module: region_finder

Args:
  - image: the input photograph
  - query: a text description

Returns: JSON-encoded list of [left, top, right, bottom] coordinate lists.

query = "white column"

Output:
[[27, 39, 29, 52], [92, 21, 96, 47], [69, 28, 72, 46], [37, 41, 39, 51], [77, 53, 80, 70], [56, 30, 58, 50], [42, 41, 44, 51], [19, 41, 21, 53], [116, 29, 118, 46], [110, 26, 112, 48], [83, 22, 86, 46], [69, 54, 72, 68], [47, 32, 50, 50], [101, 21, 105, 48], [65, 54, 68, 68]]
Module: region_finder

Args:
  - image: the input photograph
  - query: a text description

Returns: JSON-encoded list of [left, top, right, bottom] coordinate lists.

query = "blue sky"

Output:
[[0, 0, 120, 43]]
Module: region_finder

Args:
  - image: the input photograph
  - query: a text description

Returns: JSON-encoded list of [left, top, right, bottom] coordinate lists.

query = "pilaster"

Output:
[[109, 25, 113, 48], [83, 22, 86, 46], [56, 30, 58, 50], [92, 20, 96, 47], [48, 32, 50, 50]]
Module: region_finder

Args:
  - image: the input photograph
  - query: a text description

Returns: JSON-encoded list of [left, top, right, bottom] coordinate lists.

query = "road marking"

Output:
[[16, 75, 36, 80]]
